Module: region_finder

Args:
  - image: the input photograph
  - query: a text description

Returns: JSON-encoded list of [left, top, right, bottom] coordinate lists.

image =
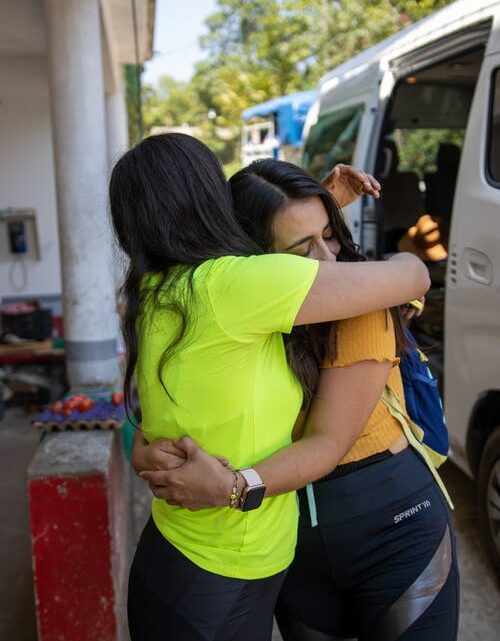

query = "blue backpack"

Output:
[[396, 329, 449, 468], [380, 330, 452, 506]]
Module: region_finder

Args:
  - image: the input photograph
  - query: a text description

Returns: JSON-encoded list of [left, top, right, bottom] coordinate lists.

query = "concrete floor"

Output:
[[1, 408, 499, 641]]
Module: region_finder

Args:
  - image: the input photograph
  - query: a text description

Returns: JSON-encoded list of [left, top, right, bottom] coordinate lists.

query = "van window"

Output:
[[302, 104, 364, 180], [488, 68, 500, 185], [394, 128, 465, 178]]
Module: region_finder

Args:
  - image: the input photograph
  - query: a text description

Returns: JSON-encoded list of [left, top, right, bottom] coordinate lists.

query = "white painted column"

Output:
[[106, 88, 129, 169], [106, 87, 129, 293], [44, 0, 118, 386]]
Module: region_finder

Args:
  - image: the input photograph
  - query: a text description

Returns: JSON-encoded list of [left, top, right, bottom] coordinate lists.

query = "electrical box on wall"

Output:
[[0, 208, 40, 262]]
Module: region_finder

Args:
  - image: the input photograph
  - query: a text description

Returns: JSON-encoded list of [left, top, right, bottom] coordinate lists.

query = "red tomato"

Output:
[[62, 407, 72, 417], [78, 397, 94, 413], [111, 392, 124, 406]]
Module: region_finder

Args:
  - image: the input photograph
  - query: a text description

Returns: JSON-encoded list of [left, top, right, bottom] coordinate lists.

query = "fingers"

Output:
[[152, 452, 185, 470], [140, 469, 170, 486], [401, 306, 417, 320], [175, 435, 202, 456], [361, 173, 381, 198], [156, 438, 186, 458], [342, 165, 381, 194], [325, 165, 381, 199], [400, 295, 425, 320]]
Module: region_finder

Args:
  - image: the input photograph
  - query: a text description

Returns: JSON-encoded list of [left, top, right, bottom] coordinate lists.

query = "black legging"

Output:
[[275, 447, 459, 641], [128, 517, 287, 641]]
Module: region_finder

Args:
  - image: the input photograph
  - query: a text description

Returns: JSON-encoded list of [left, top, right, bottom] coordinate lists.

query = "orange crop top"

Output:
[[322, 309, 405, 464]]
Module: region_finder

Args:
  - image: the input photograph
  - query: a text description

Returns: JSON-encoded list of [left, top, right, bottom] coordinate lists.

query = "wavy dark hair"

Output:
[[229, 158, 409, 407], [109, 133, 261, 413]]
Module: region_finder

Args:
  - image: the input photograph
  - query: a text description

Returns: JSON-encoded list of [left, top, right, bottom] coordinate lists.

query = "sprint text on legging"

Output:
[[393, 500, 431, 524]]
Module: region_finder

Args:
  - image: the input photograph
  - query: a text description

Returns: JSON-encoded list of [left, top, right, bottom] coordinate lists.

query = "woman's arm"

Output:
[[140, 358, 392, 509], [294, 253, 429, 326], [253, 359, 391, 494]]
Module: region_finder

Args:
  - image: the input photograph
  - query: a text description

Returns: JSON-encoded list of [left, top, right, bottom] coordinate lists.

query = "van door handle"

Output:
[[464, 248, 492, 285]]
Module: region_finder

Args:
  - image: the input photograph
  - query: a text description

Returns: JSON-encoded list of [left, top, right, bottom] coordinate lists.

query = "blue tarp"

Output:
[[241, 90, 316, 147]]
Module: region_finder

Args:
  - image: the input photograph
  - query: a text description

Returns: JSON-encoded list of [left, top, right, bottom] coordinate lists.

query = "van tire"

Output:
[[478, 427, 500, 576]]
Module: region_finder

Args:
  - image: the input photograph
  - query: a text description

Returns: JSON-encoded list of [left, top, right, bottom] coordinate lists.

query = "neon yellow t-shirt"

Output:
[[137, 254, 319, 579]]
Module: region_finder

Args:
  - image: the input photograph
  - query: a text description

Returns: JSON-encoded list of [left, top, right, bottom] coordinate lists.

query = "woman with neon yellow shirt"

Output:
[[109, 134, 429, 641]]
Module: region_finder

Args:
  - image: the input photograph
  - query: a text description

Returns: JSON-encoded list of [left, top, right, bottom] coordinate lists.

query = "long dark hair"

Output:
[[229, 158, 408, 407], [109, 133, 261, 413]]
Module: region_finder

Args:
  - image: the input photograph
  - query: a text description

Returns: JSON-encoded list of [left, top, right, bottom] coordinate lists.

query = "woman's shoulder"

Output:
[[196, 253, 318, 289], [199, 253, 317, 271]]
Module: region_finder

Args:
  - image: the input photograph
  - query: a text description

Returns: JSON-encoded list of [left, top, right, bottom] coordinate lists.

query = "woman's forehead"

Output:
[[272, 197, 329, 239]]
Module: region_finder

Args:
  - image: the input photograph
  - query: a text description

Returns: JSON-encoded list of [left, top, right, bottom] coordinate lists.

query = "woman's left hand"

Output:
[[401, 295, 426, 320], [322, 164, 381, 208], [139, 436, 235, 511]]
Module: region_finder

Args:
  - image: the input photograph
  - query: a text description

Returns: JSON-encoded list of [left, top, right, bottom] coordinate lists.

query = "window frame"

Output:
[[302, 103, 365, 180], [485, 66, 500, 189]]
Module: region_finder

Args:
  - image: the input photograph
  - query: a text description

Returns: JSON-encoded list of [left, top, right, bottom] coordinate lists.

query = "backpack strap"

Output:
[[381, 385, 454, 510]]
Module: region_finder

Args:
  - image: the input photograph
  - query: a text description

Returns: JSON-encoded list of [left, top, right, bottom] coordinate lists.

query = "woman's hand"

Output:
[[139, 437, 236, 511], [322, 164, 381, 208], [131, 430, 186, 475], [400, 296, 426, 320]]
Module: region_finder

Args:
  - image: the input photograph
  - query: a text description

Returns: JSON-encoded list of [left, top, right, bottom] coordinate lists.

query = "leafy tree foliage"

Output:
[[125, 64, 143, 145], [140, 0, 455, 163], [142, 76, 204, 132]]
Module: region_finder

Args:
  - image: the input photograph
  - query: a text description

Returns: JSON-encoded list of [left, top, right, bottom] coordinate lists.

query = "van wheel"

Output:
[[478, 427, 500, 576]]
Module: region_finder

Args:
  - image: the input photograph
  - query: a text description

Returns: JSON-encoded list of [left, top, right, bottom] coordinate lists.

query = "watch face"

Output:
[[241, 485, 266, 512]]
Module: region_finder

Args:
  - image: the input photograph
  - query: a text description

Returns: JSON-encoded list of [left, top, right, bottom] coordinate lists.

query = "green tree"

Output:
[[125, 64, 143, 145], [139, 0, 455, 163], [142, 76, 204, 132], [316, 1, 404, 73], [398, 129, 465, 177], [393, 0, 455, 21]]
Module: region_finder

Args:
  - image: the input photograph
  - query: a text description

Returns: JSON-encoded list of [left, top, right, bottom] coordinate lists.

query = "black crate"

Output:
[[1, 309, 53, 340]]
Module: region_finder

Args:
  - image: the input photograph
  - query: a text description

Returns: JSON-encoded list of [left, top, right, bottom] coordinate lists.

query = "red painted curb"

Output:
[[27, 432, 130, 641]]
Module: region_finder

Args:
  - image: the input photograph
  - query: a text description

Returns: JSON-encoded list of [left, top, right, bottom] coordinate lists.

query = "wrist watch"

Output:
[[238, 468, 266, 511]]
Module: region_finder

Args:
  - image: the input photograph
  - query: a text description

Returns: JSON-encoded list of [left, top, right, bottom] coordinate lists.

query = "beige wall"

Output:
[[0, 56, 61, 298]]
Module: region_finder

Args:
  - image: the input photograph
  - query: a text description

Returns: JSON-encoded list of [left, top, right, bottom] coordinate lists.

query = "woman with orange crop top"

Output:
[[134, 159, 458, 641]]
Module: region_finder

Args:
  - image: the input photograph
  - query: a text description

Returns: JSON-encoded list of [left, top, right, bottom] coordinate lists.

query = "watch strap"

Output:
[[239, 468, 263, 488]]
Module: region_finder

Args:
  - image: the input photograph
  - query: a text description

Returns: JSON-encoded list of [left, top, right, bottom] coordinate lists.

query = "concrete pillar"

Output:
[[106, 87, 130, 292], [106, 89, 129, 169], [44, 0, 118, 386], [27, 431, 131, 641]]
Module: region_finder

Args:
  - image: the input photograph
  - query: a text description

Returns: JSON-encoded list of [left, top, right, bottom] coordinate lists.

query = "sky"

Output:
[[142, 0, 218, 85]]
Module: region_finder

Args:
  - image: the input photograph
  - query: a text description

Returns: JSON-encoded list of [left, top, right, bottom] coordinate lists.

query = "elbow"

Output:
[[416, 260, 431, 297], [402, 253, 430, 297]]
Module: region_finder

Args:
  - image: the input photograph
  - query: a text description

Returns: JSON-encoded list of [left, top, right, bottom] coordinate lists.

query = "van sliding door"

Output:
[[445, 49, 500, 473]]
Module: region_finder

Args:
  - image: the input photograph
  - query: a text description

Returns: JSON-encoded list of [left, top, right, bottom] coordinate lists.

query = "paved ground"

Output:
[[1, 408, 499, 641]]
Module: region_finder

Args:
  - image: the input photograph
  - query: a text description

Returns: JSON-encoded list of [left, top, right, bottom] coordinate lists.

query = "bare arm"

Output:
[[294, 253, 429, 326], [139, 359, 392, 508], [253, 359, 392, 495]]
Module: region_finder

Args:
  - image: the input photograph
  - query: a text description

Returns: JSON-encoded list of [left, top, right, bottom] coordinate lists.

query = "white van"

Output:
[[302, 0, 500, 572]]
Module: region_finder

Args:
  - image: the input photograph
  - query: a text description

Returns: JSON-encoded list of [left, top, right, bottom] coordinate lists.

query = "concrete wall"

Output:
[[0, 56, 61, 299]]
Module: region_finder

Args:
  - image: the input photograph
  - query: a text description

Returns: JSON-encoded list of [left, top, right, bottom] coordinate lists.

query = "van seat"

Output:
[[381, 170, 425, 231], [425, 143, 461, 224], [377, 141, 425, 252]]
